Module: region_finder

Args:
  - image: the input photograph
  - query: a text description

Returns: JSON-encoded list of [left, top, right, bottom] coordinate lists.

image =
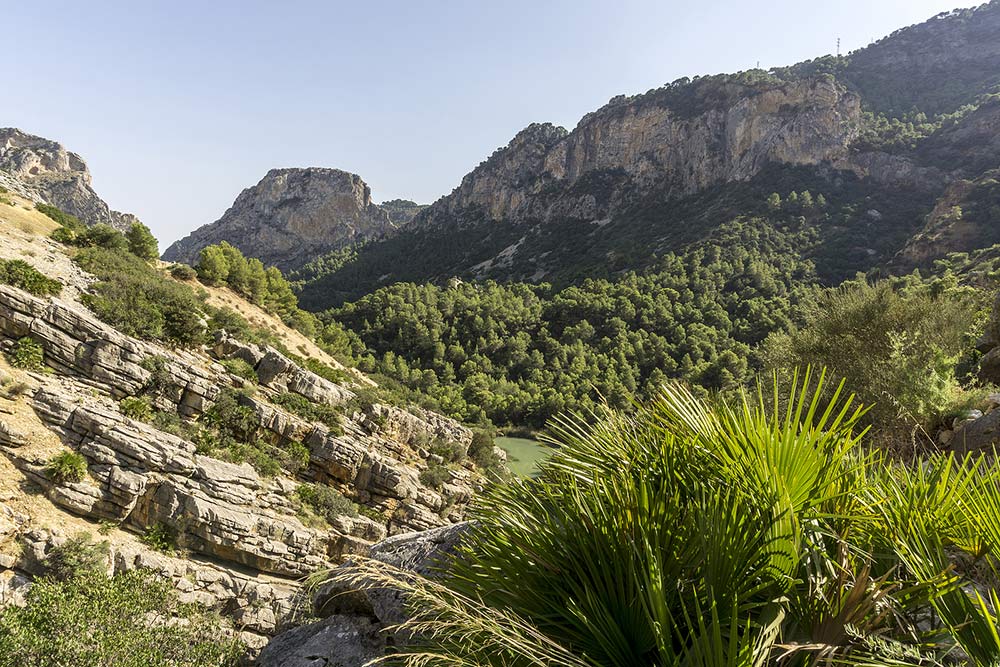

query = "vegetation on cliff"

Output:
[[0, 536, 241, 667]]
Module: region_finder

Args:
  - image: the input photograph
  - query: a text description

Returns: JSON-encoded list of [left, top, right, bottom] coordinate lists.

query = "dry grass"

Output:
[[0, 195, 59, 237]]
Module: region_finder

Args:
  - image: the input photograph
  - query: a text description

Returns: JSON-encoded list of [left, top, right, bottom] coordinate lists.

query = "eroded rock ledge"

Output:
[[0, 281, 480, 644]]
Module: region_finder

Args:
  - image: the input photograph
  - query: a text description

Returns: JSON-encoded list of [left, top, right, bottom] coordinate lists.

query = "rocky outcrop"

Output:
[[0, 277, 481, 650], [379, 199, 426, 226], [421, 77, 861, 230], [162, 168, 398, 271], [0, 128, 137, 230], [11, 525, 303, 640], [256, 522, 470, 667]]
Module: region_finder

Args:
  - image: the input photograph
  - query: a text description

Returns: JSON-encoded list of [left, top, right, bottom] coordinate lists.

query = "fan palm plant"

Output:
[[332, 369, 1000, 666]]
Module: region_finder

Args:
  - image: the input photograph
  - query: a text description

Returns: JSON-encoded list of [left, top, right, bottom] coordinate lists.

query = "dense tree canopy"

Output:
[[326, 218, 817, 427]]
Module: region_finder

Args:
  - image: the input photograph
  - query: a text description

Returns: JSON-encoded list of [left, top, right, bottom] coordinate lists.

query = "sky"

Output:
[[2, 0, 970, 246]]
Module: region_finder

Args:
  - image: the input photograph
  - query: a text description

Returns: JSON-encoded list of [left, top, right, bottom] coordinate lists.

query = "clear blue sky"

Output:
[[3, 0, 968, 245]]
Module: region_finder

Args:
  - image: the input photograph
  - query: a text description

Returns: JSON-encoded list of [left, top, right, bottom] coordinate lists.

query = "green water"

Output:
[[495, 436, 553, 477]]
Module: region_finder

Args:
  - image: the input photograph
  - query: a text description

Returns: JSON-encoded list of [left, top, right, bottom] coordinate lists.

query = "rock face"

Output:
[[425, 77, 860, 229], [0, 278, 479, 644], [379, 199, 426, 226], [162, 168, 398, 271], [0, 128, 137, 230], [256, 522, 470, 667]]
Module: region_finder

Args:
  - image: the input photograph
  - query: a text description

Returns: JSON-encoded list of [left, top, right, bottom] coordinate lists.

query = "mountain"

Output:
[[294, 1, 1000, 309], [162, 168, 403, 271], [0, 128, 138, 230]]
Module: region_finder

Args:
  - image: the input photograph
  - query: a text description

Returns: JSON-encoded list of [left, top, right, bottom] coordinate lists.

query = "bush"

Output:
[[36, 203, 87, 239], [272, 391, 342, 432], [7, 336, 44, 370], [430, 438, 465, 464], [45, 450, 87, 484], [43, 533, 109, 581], [0, 259, 62, 296], [119, 396, 153, 421], [0, 569, 243, 666], [418, 463, 450, 489], [303, 357, 351, 385], [220, 357, 258, 382], [468, 429, 506, 474], [275, 439, 310, 475], [75, 247, 208, 346], [204, 389, 258, 442], [170, 263, 197, 280], [140, 523, 177, 553], [296, 483, 358, 522], [198, 390, 308, 476], [77, 224, 129, 251], [761, 279, 978, 442], [139, 355, 173, 396]]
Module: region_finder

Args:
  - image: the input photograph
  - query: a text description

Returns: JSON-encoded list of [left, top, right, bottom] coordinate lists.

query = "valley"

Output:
[[3, 1, 1000, 666]]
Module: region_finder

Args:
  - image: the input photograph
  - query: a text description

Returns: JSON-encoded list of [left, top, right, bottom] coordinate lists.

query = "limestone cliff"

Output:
[[427, 77, 860, 228], [162, 168, 398, 271], [0, 128, 137, 230]]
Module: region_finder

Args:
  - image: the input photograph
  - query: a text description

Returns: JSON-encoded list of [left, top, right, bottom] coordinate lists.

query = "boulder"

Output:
[[257, 522, 471, 667]]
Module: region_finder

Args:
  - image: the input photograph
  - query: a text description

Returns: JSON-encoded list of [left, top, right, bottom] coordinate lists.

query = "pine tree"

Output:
[[125, 222, 159, 261]]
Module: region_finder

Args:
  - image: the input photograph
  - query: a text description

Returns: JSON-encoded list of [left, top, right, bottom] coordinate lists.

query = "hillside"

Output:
[[0, 193, 499, 657]]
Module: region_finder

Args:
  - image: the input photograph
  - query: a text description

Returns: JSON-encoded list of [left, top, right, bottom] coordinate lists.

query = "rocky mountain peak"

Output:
[[162, 167, 399, 271], [421, 75, 860, 229], [0, 127, 137, 230]]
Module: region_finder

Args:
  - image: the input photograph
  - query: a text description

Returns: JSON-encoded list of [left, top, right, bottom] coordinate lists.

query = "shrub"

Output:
[[468, 430, 494, 464], [0, 259, 62, 296], [98, 520, 119, 535], [761, 279, 978, 442], [303, 357, 351, 385], [220, 357, 258, 382], [45, 450, 87, 484], [0, 569, 243, 666], [76, 224, 129, 251], [236, 442, 282, 478], [139, 355, 173, 396], [119, 396, 153, 421], [275, 439, 310, 475], [125, 222, 159, 261], [36, 202, 86, 238], [140, 523, 177, 553], [75, 247, 208, 345], [418, 463, 450, 489], [430, 438, 465, 464], [272, 391, 342, 432], [468, 429, 506, 474], [296, 483, 358, 522], [329, 371, 1000, 666], [204, 389, 259, 442], [7, 336, 44, 370], [43, 533, 109, 581], [170, 263, 197, 280], [1, 380, 30, 399]]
